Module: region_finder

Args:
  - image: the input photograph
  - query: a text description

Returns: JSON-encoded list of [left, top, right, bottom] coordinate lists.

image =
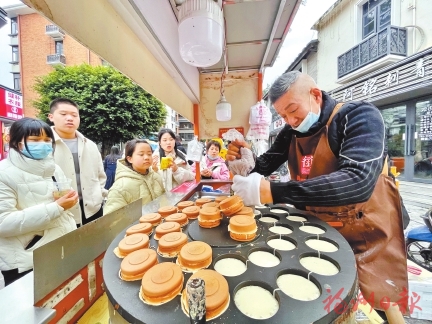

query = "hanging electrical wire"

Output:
[[220, 1, 228, 97]]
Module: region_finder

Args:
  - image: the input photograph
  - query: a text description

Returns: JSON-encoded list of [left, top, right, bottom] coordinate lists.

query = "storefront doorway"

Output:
[[0, 120, 13, 161], [381, 97, 432, 183]]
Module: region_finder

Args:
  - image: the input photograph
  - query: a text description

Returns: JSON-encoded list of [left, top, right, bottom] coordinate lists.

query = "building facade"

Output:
[[177, 114, 194, 143], [4, 4, 191, 148], [163, 105, 178, 133], [268, 40, 319, 145], [5, 4, 103, 118], [270, 0, 432, 184]]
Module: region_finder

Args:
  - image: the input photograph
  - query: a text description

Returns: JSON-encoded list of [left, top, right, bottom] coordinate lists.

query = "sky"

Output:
[[263, 0, 338, 87], [0, 0, 338, 90]]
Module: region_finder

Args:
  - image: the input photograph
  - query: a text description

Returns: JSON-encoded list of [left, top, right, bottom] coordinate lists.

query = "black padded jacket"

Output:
[[251, 91, 387, 207]]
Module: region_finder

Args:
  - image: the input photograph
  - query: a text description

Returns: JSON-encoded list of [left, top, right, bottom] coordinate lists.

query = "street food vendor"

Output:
[[228, 71, 408, 314]]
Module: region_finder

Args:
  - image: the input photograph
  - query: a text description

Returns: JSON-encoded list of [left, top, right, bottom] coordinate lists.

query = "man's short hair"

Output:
[[268, 71, 301, 104], [49, 98, 80, 114]]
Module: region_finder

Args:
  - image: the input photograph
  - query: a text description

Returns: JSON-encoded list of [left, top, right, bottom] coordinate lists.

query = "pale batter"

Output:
[[267, 239, 296, 251], [287, 215, 307, 222], [269, 226, 292, 235], [214, 258, 247, 277], [299, 225, 325, 235], [277, 274, 320, 301], [305, 239, 338, 252], [234, 286, 279, 320], [300, 256, 339, 276], [248, 251, 280, 267]]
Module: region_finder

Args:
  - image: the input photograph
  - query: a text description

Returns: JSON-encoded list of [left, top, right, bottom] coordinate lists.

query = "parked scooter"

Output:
[[406, 207, 432, 271], [414, 157, 432, 176]]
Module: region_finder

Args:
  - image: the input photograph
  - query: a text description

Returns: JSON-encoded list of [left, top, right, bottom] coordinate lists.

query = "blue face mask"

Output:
[[293, 95, 320, 133], [21, 142, 53, 160], [207, 155, 219, 161]]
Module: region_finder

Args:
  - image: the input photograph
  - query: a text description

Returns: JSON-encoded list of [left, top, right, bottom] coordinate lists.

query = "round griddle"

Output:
[[103, 202, 357, 324]]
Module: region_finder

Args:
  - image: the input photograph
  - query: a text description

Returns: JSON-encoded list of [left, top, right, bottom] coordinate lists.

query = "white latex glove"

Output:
[[232, 172, 263, 206], [228, 147, 256, 176]]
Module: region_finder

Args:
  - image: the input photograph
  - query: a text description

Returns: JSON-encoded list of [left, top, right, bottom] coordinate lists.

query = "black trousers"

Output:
[[1, 268, 32, 286], [78, 199, 103, 227]]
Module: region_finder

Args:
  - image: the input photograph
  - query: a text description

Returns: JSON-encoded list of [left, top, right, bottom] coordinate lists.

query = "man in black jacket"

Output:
[[228, 71, 408, 315], [229, 72, 386, 207]]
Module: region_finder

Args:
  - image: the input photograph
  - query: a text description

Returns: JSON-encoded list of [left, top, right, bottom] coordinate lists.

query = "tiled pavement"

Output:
[[398, 181, 432, 324], [399, 180, 431, 233]]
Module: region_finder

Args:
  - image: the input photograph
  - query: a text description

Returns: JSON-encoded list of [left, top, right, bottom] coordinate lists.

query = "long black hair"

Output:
[[157, 128, 187, 162], [105, 145, 121, 163], [9, 117, 56, 159]]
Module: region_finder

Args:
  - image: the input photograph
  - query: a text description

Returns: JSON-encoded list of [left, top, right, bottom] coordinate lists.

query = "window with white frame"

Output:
[[11, 46, 19, 62], [10, 17, 18, 35], [362, 0, 391, 39], [13, 73, 21, 91], [55, 41, 63, 55]]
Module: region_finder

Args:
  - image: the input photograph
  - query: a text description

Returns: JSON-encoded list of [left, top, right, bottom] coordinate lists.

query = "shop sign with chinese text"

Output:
[[0, 87, 23, 120]]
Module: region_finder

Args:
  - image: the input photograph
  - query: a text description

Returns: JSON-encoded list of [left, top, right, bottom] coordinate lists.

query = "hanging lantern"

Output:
[[216, 94, 231, 121]]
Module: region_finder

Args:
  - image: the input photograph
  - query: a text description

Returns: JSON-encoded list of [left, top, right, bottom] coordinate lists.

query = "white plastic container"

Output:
[[178, 0, 224, 67]]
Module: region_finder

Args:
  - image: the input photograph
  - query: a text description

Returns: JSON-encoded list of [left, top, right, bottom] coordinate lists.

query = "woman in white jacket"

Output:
[[0, 118, 77, 286], [152, 129, 195, 191]]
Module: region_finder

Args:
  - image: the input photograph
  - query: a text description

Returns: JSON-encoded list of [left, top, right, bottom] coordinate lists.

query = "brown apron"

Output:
[[288, 103, 408, 311]]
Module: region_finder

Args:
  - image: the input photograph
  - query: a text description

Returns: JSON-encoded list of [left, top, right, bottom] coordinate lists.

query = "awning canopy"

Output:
[[21, 0, 301, 120]]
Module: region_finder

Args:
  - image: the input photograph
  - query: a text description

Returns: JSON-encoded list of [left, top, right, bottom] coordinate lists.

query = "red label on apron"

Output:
[[300, 155, 313, 176]]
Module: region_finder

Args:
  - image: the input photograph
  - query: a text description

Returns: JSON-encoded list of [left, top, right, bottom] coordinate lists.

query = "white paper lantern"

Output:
[[178, 0, 224, 67], [216, 94, 231, 121]]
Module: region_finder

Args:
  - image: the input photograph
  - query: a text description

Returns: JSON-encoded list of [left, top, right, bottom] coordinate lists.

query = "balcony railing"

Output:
[[47, 54, 66, 66], [9, 35, 18, 46], [45, 25, 65, 40], [337, 26, 407, 79], [10, 64, 20, 73]]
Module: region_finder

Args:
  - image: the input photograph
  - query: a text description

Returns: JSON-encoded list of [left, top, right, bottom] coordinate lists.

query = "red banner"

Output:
[[0, 87, 23, 120]]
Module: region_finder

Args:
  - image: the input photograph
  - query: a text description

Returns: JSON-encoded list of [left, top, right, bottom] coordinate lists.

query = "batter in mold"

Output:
[[214, 258, 247, 277], [269, 226, 292, 235], [234, 286, 279, 320], [267, 239, 296, 251], [259, 216, 278, 223], [306, 239, 338, 252], [299, 225, 325, 235], [248, 251, 280, 267], [269, 209, 288, 215], [300, 256, 339, 276], [277, 274, 320, 301], [287, 215, 307, 222]]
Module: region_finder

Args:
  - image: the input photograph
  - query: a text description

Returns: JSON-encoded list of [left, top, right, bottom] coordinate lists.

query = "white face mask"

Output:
[[293, 95, 320, 133]]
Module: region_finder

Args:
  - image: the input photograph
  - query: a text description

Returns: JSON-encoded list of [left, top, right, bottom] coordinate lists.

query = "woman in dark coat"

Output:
[[104, 146, 121, 190]]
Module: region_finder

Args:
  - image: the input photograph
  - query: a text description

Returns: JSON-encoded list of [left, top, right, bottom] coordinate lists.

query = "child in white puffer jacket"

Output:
[[0, 118, 77, 286]]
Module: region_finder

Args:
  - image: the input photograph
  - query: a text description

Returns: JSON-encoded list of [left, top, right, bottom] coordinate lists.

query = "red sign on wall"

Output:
[[0, 87, 23, 120]]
